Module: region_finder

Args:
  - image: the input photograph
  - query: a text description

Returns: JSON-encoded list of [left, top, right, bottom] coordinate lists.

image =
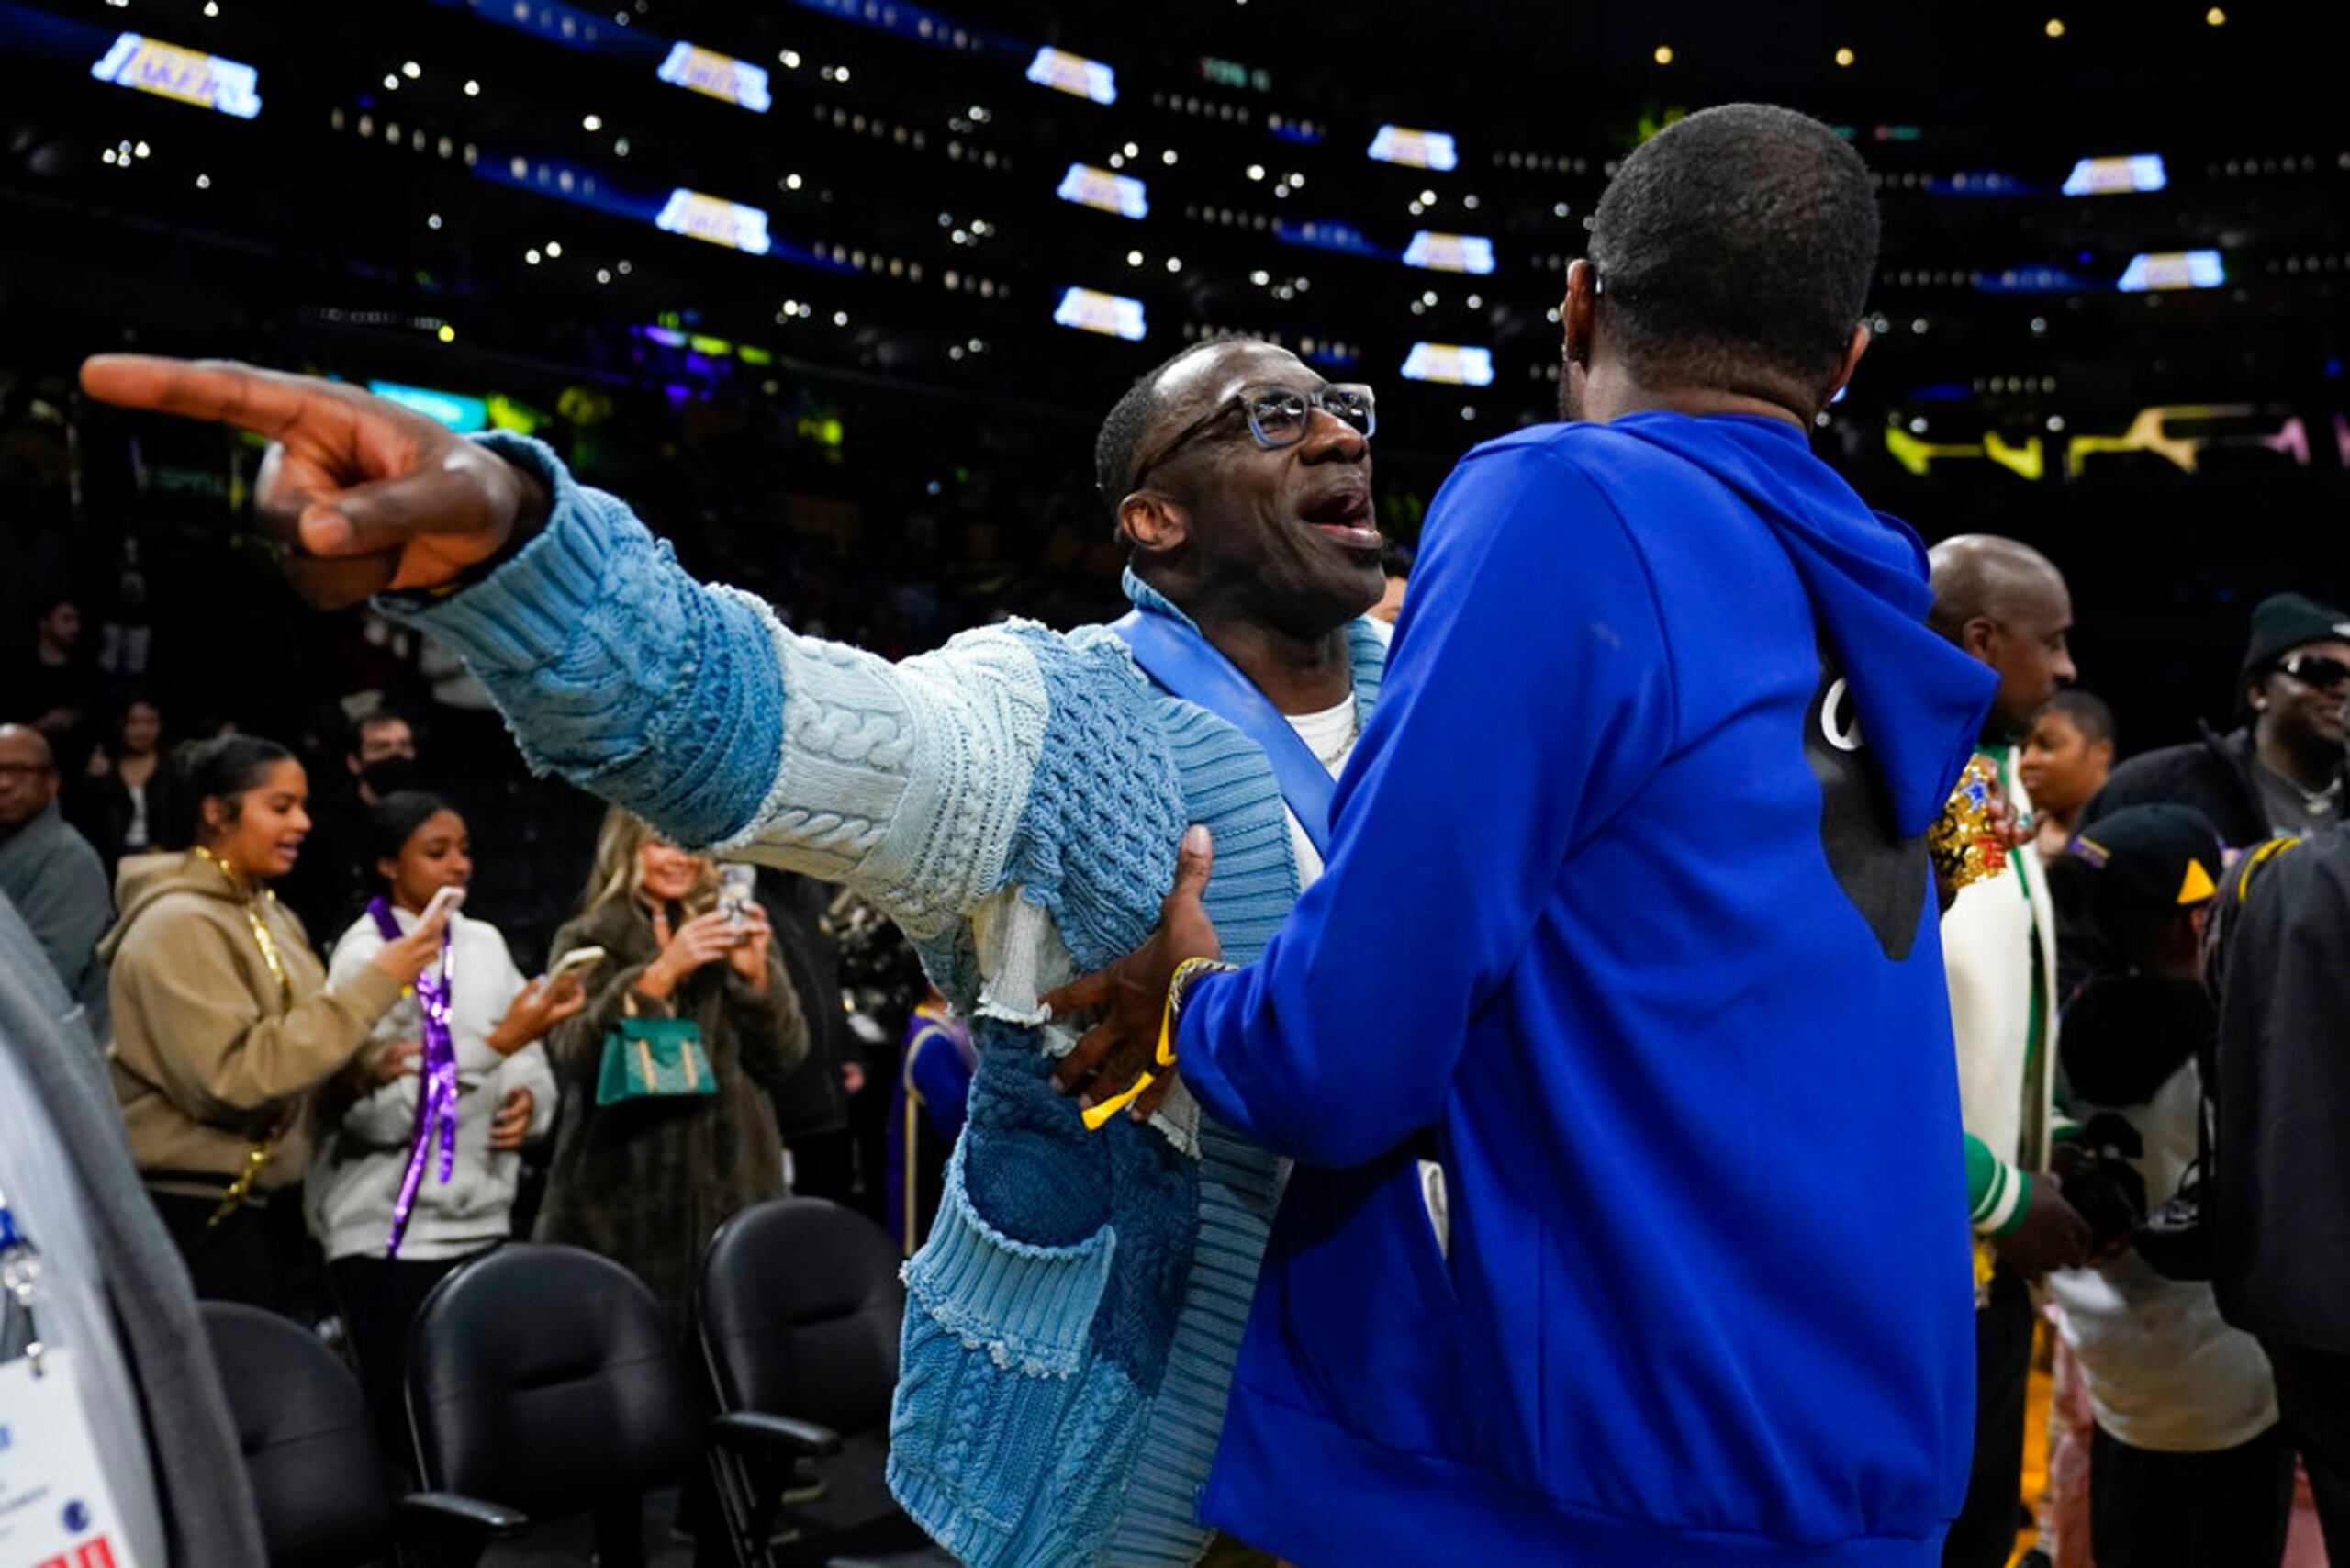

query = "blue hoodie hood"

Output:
[[1606, 411, 1996, 835]]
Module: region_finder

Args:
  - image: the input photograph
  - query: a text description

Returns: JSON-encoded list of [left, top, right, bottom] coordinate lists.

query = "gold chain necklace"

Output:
[[193, 846, 292, 1007], [191, 846, 293, 1225]]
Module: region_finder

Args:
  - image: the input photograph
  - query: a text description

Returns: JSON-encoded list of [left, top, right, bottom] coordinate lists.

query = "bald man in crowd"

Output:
[[1927, 535, 2094, 1567], [0, 722, 112, 1040]]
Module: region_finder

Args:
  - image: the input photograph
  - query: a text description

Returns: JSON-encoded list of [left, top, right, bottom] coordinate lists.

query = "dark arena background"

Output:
[[1, 0, 2346, 951]]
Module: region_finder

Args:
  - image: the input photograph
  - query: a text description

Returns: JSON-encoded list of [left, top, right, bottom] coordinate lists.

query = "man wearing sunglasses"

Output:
[[75, 334, 1393, 1566], [2083, 592, 2350, 850]]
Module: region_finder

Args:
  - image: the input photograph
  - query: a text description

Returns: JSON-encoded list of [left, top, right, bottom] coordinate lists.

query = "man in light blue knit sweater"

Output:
[[82, 339, 1389, 1565]]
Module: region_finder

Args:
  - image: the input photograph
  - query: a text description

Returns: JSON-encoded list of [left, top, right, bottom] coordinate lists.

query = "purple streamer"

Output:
[[371, 897, 458, 1257]]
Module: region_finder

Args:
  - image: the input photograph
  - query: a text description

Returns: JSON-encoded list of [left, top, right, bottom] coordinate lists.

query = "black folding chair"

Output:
[[200, 1300, 522, 1568], [696, 1198, 949, 1567], [404, 1243, 701, 1568]]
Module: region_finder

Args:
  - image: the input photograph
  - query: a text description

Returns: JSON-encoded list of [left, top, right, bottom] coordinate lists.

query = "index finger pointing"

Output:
[[80, 354, 344, 442]]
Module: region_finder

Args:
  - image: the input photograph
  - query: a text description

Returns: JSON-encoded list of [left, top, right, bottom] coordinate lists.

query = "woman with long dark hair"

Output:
[[99, 735, 446, 1309], [68, 694, 173, 872], [308, 790, 581, 1437]]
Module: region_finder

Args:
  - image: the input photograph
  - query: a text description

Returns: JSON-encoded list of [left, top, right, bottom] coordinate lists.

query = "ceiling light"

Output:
[[1162, 150, 1178, 165], [401, 61, 420, 79], [525, 249, 542, 264], [1167, 256, 1183, 273], [1418, 188, 1436, 204], [835, 66, 850, 82], [1126, 250, 1144, 266], [1653, 44, 1674, 64], [195, 173, 210, 188], [596, 268, 611, 283], [834, 310, 848, 325], [437, 324, 455, 342], [779, 50, 801, 68], [545, 241, 563, 257], [1123, 141, 1138, 157], [464, 79, 480, 95], [2205, 4, 2225, 19], [583, 114, 602, 131], [2044, 17, 2065, 36], [1835, 46, 1855, 66], [1246, 163, 1265, 180], [427, 213, 442, 229], [786, 173, 802, 189], [384, 73, 399, 89]]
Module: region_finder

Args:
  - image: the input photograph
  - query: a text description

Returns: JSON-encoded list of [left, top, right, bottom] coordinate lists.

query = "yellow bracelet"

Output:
[[1080, 958, 1230, 1131]]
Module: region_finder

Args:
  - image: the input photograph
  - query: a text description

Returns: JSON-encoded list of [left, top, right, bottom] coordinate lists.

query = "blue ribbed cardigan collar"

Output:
[[1118, 566, 1387, 728]]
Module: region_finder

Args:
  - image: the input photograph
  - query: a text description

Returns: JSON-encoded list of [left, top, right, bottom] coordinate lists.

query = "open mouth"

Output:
[[1299, 484, 1382, 551]]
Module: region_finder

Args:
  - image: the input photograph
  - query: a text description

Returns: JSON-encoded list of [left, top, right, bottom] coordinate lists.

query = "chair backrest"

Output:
[[697, 1197, 905, 1437], [406, 1243, 698, 1520], [200, 1301, 394, 1568]]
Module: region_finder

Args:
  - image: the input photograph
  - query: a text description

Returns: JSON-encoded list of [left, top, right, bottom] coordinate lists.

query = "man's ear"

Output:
[[1823, 321, 1872, 409], [1118, 491, 1189, 556], [1962, 616, 2001, 665], [1562, 259, 1598, 368]]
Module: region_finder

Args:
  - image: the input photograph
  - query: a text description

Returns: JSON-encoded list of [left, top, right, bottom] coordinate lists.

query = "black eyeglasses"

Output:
[[1125, 382, 1376, 496], [2278, 652, 2350, 690]]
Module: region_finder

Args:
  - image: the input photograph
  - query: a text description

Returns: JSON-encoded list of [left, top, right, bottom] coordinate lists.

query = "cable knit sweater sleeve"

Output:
[[382, 435, 1048, 939]]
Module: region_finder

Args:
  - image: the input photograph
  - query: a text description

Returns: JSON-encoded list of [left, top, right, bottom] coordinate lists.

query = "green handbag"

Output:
[[596, 992, 720, 1107]]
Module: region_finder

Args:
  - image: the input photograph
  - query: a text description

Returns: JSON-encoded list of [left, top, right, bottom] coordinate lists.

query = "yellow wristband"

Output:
[[1080, 958, 1227, 1131]]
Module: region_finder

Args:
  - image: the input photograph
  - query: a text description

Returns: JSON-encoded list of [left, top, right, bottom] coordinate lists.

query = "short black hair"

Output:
[[1588, 103, 1879, 395], [348, 706, 412, 752], [2040, 689, 2116, 749], [1092, 340, 1232, 511]]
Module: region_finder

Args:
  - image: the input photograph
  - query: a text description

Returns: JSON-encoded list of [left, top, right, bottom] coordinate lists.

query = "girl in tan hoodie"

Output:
[[100, 734, 446, 1310]]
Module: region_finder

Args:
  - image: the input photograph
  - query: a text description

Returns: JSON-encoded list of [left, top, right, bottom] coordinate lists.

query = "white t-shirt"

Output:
[[1281, 694, 1363, 885], [2046, 1061, 2278, 1453]]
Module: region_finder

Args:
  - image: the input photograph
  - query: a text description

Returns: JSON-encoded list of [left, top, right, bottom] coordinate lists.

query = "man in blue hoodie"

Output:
[[1051, 103, 1998, 1564]]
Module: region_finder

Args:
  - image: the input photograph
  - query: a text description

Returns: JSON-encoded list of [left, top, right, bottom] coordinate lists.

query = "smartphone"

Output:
[[420, 885, 467, 926], [718, 864, 756, 927], [546, 945, 606, 985]]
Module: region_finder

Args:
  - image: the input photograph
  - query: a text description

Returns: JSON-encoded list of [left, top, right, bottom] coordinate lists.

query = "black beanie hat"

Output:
[[2069, 803, 2223, 960], [2240, 592, 2350, 690]]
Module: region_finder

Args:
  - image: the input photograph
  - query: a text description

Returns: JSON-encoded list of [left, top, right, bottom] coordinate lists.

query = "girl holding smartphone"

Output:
[[308, 790, 586, 1434]]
